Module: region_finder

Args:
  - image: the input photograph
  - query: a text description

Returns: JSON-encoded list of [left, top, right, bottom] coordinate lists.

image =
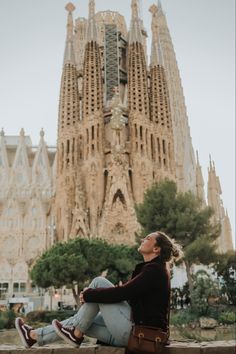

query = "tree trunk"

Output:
[[72, 285, 80, 305], [184, 260, 193, 299]]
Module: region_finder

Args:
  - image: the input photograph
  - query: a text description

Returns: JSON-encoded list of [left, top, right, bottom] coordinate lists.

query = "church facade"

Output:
[[0, 0, 233, 298]]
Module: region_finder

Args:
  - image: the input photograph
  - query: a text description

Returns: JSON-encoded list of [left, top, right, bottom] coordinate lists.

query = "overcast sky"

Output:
[[0, 0, 235, 240]]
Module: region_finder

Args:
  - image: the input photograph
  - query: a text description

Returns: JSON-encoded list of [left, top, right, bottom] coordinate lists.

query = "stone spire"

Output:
[[208, 156, 222, 221], [58, 2, 80, 133], [195, 151, 205, 204], [148, 3, 175, 180], [129, 0, 142, 44], [82, 0, 103, 118], [222, 210, 234, 252], [207, 157, 234, 252], [32, 130, 51, 187], [63, 3, 76, 65], [11, 128, 31, 186], [56, 3, 81, 242], [128, 0, 149, 117], [152, 0, 196, 193], [208, 158, 223, 236], [87, 0, 97, 42], [149, 5, 170, 125], [0, 128, 9, 185], [150, 4, 164, 67]]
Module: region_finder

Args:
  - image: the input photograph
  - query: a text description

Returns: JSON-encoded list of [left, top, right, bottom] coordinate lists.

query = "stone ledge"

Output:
[[0, 342, 235, 354]]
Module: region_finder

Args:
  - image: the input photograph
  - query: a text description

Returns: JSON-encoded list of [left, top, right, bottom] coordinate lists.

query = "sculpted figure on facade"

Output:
[[70, 177, 89, 238]]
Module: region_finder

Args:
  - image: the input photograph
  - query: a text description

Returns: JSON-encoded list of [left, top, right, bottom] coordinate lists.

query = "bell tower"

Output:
[[56, 3, 80, 241]]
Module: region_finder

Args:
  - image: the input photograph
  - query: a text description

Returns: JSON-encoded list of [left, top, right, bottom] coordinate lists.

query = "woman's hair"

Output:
[[154, 231, 182, 263]]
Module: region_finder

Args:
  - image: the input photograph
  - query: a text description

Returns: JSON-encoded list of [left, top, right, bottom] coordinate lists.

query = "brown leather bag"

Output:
[[127, 325, 169, 354]]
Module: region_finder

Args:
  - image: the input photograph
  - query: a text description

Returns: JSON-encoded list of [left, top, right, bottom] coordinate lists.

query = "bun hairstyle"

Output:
[[154, 231, 182, 263]]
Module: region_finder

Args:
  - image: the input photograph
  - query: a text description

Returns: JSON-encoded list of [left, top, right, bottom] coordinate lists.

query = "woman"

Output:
[[15, 231, 181, 349]]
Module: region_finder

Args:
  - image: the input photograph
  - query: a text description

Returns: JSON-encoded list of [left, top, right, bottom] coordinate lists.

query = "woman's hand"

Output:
[[79, 287, 88, 304]]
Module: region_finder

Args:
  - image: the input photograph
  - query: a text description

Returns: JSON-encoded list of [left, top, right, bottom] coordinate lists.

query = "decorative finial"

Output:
[[63, 2, 76, 64], [20, 128, 25, 137], [149, 4, 158, 15], [0, 128, 4, 137], [65, 2, 75, 13], [131, 0, 139, 19], [40, 128, 45, 139]]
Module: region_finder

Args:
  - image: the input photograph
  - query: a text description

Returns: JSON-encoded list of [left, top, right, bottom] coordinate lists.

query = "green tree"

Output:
[[191, 270, 220, 316], [106, 244, 142, 284], [214, 251, 236, 305], [31, 238, 141, 305], [31, 238, 111, 304], [135, 180, 220, 295]]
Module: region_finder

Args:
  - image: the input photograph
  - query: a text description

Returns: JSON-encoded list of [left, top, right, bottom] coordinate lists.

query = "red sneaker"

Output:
[[15, 317, 37, 348], [52, 319, 84, 348]]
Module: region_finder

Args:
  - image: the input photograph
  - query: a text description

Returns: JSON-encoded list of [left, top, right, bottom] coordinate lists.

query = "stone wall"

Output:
[[0, 342, 235, 354]]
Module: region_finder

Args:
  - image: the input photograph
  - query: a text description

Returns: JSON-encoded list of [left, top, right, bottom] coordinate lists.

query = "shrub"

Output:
[[0, 310, 16, 329], [26, 310, 46, 323], [219, 311, 236, 324], [26, 310, 76, 325], [170, 309, 198, 326], [0, 317, 5, 330]]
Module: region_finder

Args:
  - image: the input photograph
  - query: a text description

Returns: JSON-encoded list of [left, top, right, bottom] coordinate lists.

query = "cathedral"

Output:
[[0, 0, 233, 299]]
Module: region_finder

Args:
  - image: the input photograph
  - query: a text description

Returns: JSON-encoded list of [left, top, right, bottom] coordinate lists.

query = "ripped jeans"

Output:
[[36, 277, 132, 347]]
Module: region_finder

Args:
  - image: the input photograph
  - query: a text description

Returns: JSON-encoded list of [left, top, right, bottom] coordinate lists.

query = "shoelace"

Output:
[[63, 325, 75, 331], [24, 324, 33, 331]]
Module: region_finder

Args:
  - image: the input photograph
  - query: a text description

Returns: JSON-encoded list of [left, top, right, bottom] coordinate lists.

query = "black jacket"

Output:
[[83, 256, 170, 331]]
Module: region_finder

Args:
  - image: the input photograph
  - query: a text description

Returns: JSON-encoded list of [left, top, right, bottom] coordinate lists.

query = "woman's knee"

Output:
[[89, 276, 114, 289]]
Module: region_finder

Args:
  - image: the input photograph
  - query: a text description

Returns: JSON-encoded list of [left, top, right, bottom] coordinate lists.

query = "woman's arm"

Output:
[[83, 263, 163, 303]]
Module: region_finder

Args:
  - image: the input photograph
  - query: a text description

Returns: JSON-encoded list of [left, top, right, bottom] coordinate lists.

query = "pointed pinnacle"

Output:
[[0, 128, 4, 136], [209, 154, 212, 168], [129, 0, 142, 44], [40, 128, 45, 139], [89, 0, 95, 18], [87, 0, 97, 42], [196, 150, 199, 163], [158, 0, 163, 11], [157, 0, 164, 16]]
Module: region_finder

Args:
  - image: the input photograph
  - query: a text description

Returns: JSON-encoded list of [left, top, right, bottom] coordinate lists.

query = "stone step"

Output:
[[0, 341, 235, 354]]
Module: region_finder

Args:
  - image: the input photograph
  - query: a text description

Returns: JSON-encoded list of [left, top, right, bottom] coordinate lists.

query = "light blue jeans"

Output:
[[36, 277, 132, 347]]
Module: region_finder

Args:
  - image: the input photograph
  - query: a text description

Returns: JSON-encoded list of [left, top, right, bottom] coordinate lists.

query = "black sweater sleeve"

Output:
[[83, 263, 161, 304]]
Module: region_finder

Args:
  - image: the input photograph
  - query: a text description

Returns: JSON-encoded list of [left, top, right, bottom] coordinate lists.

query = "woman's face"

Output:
[[138, 233, 160, 256]]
